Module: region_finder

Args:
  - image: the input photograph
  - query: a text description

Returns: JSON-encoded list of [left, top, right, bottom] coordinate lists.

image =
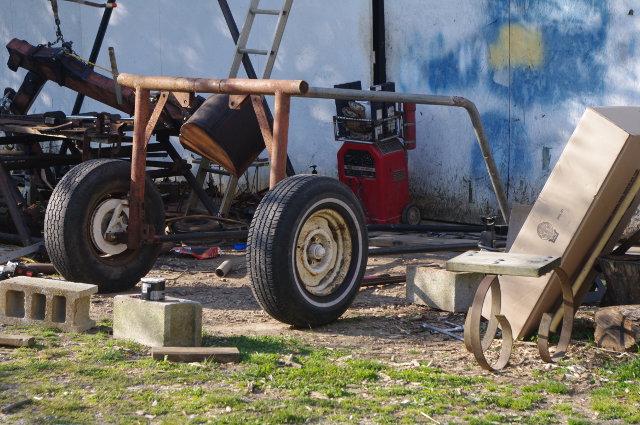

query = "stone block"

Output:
[[406, 266, 484, 313], [113, 295, 202, 347], [0, 276, 97, 332]]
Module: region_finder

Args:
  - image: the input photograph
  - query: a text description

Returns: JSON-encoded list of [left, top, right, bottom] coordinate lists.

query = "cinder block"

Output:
[[0, 276, 97, 332], [113, 295, 202, 347], [406, 266, 484, 313]]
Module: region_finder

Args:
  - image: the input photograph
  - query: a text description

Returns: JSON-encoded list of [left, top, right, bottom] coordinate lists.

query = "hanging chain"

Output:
[[45, 0, 74, 52]]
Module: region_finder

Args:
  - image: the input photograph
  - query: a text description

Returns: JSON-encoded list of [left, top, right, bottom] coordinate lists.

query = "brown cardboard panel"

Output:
[[491, 107, 640, 338]]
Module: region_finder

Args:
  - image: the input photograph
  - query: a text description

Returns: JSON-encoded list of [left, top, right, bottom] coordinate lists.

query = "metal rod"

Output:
[[421, 323, 464, 341], [270, 92, 291, 187], [368, 243, 479, 256], [117, 74, 308, 96], [302, 87, 509, 224], [156, 133, 219, 216], [299, 87, 509, 223], [128, 88, 150, 249], [71, 0, 116, 114], [151, 230, 248, 243], [368, 224, 485, 233], [108, 46, 123, 105]]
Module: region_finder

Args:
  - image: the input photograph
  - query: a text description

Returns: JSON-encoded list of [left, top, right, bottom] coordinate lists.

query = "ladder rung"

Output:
[[251, 8, 281, 15], [238, 48, 269, 55]]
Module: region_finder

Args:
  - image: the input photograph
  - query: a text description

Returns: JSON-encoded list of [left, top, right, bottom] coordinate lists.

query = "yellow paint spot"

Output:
[[489, 24, 544, 69]]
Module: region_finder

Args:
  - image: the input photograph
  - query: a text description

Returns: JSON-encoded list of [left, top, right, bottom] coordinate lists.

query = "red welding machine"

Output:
[[333, 82, 419, 225]]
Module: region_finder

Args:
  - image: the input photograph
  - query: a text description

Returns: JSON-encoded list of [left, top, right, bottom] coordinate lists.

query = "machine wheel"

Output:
[[247, 175, 368, 327], [44, 159, 164, 292], [401, 203, 421, 225]]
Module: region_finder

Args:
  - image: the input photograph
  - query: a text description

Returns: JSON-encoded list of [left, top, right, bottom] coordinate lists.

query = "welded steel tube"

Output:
[[215, 260, 233, 277], [117, 74, 308, 96], [271, 92, 291, 187], [127, 87, 150, 249], [299, 87, 510, 223]]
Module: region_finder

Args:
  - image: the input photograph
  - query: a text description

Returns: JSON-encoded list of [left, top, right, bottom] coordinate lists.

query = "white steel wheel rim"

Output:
[[90, 198, 129, 255], [295, 208, 352, 296]]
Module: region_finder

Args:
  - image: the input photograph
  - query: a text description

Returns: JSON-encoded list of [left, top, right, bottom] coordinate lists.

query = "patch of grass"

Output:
[[552, 403, 574, 414], [591, 354, 640, 422], [567, 419, 593, 425], [1, 325, 640, 424], [523, 411, 557, 424], [523, 380, 570, 395]]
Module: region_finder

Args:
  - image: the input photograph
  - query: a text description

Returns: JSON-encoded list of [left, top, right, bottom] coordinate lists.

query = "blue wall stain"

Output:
[[411, 0, 610, 204], [508, 0, 608, 199]]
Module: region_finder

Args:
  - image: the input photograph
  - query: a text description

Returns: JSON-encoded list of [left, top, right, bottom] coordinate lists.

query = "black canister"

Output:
[[140, 277, 166, 301]]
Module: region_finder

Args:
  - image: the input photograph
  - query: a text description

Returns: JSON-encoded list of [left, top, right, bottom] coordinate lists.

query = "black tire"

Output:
[[247, 175, 367, 327], [44, 159, 164, 292], [401, 203, 421, 225]]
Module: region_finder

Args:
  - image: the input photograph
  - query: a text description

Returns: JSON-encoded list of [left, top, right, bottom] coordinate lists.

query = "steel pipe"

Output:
[[117, 74, 308, 96], [299, 86, 509, 223], [271, 92, 291, 186], [368, 243, 479, 256], [127, 87, 150, 249]]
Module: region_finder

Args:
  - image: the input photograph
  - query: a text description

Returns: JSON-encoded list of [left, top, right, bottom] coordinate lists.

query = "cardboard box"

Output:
[[494, 107, 640, 338]]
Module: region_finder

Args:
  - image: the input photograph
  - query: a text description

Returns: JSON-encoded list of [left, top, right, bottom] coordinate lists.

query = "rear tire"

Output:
[[247, 175, 367, 327], [44, 159, 164, 292]]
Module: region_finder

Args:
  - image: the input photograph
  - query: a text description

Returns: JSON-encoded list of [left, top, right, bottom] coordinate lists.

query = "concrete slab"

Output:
[[113, 295, 202, 347], [406, 266, 484, 313]]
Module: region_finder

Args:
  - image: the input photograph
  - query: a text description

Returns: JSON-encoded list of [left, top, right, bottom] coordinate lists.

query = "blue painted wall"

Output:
[[386, 0, 640, 223]]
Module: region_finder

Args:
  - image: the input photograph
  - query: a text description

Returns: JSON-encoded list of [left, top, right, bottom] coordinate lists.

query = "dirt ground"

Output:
[[86, 241, 635, 421]]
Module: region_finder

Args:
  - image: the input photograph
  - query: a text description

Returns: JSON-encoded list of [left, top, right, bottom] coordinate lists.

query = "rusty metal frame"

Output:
[[117, 73, 308, 249], [117, 73, 509, 250]]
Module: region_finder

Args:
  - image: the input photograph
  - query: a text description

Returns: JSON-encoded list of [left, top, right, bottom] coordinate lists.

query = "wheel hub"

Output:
[[295, 208, 352, 296], [308, 243, 326, 260], [90, 198, 129, 255]]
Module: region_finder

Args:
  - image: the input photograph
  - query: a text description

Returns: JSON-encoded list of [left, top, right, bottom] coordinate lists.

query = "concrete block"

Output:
[[113, 295, 202, 347], [0, 333, 35, 347], [406, 266, 484, 313], [0, 276, 97, 332]]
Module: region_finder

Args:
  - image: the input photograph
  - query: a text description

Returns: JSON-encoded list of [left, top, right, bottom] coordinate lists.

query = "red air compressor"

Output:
[[333, 82, 419, 225]]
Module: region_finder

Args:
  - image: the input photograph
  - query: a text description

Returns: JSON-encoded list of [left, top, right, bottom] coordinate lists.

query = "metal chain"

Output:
[[45, 0, 74, 52]]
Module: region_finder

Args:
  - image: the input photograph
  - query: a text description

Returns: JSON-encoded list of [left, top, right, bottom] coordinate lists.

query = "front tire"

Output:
[[44, 159, 164, 292], [247, 175, 367, 327]]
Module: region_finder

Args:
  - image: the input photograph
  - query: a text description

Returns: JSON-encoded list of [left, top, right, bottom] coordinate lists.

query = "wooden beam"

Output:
[[151, 347, 240, 363]]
